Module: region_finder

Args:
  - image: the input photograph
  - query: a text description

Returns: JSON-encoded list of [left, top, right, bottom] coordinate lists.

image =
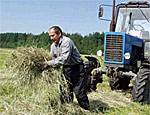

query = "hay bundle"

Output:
[[6, 46, 57, 85]]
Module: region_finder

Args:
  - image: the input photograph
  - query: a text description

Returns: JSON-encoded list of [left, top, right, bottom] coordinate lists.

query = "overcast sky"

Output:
[[1, 0, 139, 36]]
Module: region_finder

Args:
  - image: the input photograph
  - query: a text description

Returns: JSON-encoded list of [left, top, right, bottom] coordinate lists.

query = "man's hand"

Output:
[[37, 61, 50, 71], [45, 61, 50, 66]]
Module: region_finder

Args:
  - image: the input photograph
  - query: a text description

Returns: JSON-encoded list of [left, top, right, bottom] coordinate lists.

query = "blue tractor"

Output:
[[85, 1, 150, 103]]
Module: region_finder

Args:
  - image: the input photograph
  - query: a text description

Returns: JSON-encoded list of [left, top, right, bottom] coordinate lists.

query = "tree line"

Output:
[[0, 32, 104, 55]]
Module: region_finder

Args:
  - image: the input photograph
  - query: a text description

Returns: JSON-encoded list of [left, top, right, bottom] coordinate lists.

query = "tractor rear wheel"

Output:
[[84, 61, 96, 92], [132, 68, 150, 103]]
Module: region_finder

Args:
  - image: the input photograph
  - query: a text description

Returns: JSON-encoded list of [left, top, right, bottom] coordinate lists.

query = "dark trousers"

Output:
[[60, 63, 90, 110]]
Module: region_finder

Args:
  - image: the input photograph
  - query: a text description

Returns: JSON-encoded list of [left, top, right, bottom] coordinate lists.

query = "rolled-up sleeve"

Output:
[[48, 40, 72, 67]]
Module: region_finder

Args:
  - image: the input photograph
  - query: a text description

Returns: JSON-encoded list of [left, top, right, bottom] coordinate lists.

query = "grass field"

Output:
[[0, 48, 150, 115]]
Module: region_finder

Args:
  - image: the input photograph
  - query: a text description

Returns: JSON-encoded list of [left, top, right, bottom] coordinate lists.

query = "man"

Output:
[[45, 26, 90, 110]]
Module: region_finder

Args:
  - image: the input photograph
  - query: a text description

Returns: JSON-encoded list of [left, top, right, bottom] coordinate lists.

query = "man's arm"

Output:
[[50, 44, 54, 57], [48, 40, 72, 67]]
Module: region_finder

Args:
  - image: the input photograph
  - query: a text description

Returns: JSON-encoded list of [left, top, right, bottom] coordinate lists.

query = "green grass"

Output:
[[0, 48, 13, 70], [0, 48, 150, 115]]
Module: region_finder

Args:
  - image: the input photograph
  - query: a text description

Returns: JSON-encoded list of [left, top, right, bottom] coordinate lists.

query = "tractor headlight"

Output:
[[124, 52, 130, 59], [97, 50, 103, 56]]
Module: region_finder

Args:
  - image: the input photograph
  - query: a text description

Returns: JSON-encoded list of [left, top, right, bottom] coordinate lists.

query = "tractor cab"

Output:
[[115, 1, 150, 60], [115, 2, 150, 34]]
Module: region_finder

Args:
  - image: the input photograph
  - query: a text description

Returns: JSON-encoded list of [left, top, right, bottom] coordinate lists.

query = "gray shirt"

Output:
[[48, 36, 83, 67]]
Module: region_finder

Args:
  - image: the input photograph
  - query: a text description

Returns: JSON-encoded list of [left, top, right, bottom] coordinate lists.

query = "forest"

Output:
[[0, 32, 104, 55]]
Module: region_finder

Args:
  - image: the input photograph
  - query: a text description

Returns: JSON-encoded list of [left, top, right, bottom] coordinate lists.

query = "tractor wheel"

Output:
[[108, 76, 131, 90], [84, 61, 96, 92], [132, 68, 150, 103]]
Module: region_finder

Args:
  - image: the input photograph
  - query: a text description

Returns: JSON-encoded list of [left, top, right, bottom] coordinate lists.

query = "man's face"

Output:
[[49, 28, 61, 44]]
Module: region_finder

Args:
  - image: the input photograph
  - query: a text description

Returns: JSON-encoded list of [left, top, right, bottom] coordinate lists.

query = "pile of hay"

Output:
[[6, 46, 57, 85]]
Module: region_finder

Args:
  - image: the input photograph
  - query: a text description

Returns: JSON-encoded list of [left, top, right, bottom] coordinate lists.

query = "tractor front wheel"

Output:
[[132, 68, 150, 103], [108, 76, 131, 90]]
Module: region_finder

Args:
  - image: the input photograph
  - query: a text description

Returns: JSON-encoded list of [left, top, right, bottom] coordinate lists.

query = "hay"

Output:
[[6, 46, 57, 85]]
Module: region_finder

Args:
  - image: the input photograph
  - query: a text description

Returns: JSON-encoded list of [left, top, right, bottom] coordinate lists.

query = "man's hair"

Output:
[[49, 26, 63, 36]]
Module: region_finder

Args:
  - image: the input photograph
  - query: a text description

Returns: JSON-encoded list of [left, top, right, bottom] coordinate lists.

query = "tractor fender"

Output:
[[85, 56, 100, 68]]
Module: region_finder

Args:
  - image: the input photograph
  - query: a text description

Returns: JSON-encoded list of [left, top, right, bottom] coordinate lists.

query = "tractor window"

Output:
[[115, 7, 150, 39], [115, 13, 123, 32]]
